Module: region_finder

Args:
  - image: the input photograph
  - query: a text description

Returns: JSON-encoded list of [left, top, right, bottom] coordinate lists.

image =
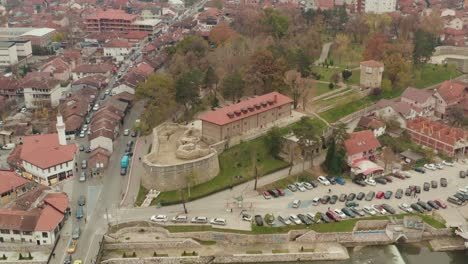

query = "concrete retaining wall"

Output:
[[104, 239, 201, 250]]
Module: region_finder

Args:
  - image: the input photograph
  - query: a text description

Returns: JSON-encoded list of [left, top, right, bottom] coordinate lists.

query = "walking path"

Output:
[[314, 42, 332, 65]]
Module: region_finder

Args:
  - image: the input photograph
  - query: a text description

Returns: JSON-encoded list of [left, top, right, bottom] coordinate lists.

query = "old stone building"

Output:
[[199, 92, 293, 143], [360, 60, 384, 89]]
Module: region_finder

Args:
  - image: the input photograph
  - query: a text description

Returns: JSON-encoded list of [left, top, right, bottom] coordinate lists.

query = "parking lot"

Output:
[[246, 162, 468, 226]]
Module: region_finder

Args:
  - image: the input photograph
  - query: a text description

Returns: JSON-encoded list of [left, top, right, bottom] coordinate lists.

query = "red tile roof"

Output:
[[0, 171, 29, 195], [0, 209, 38, 231], [72, 74, 106, 87], [402, 87, 433, 104], [122, 31, 150, 40], [21, 72, 60, 90], [43, 193, 68, 214], [20, 134, 77, 169], [199, 92, 293, 126], [104, 39, 133, 48], [129, 62, 154, 77], [73, 64, 113, 74], [360, 60, 384, 68], [436, 80, 467, 105], [406, 117, 468, 146], [344, 130, 381, 156], [34, 205, 65, 231], [87, 9, 137, 21], [357, 116, 385, 130]]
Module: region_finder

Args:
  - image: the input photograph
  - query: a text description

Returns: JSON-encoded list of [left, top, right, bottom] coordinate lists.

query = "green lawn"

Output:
[[320, 96, 375, 122], [345, 69, 360, 85], [280, 117, 328, 136], [314, 67, 342, 82], [314, 82, 333, 96], [135, 184, 148, 207], [413, 64, 462, 88], [153, 137, 288, 205]]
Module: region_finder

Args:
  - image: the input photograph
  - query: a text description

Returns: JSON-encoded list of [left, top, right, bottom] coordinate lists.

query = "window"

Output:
[[22, 231, 32, 236], [13, 230, 20, 235], [0, 230, 9, 234], [42, 232, 48, 238], [43, 240, 46, 244]]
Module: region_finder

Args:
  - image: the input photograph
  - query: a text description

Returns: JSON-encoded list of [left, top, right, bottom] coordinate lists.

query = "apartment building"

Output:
[[21, 72, 63, 108], [85, 9, 159, 33], [357, 0, 397, 13], [0, 42, 18, 66]]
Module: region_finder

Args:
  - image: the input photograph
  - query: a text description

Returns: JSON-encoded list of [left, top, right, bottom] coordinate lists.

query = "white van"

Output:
[[2, 143, 15, 150]]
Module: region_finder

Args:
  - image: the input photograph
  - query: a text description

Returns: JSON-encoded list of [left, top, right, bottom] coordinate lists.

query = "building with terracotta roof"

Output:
[[401, 87, 435, 117], [21, 72, 63, 109], [357, 116, 386, 137], [0, 77, 22, 99], [0, 192, 68, 245], [57, 87, 98, 134], [20, 116, 77, 185], [360, 60, 384, 89], [196, 8, 221, 30], [72, 63, 113, 80], [104, 39, 133, 62], [129, 62, 154, 77], [84, 9, 158, 33], [406, 117, 468, 157], [71, 74, 107, 92], [39, 57, 72, 82], [199, 92, 293, 143], [0, 171, 31, 207], [433, 80, 468, 119], [356, 0, 396, 13], [112, 71, 146, 95], [344, 130, 382, 165]]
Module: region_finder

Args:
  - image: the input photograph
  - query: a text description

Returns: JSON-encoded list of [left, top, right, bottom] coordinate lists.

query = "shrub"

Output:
[[132, 252, 136, 257], [19, 253, 23, 260], [122, 253, 127, 258], [153, 252, 157, 257]]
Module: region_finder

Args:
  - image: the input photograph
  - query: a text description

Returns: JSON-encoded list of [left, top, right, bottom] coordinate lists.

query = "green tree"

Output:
[[342, 69, 352, 81], [413, 29, 437, 64], [292, 117, 322, 170], [264, 127, 282, 159], [264, 213, 275, 225], [263, 8, 289, 38], [222, 71, 245, 102], [175, 70, 202, 111], [204, 66, 218, 89], [51, 32, 65, 42], [175, 35, 208, 57], [323, 140, 346, 175]]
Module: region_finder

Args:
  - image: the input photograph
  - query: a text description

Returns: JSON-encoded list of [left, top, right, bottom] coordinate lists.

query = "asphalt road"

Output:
[[111, 162, 468, 230]]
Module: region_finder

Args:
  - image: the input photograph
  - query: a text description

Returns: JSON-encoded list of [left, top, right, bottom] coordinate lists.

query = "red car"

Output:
[[376, 191, 385, 199], [326, 210, 341, 222], [434, 199, 447, 209], [276, 188, 285, 196], [263, 191, 271, 199]]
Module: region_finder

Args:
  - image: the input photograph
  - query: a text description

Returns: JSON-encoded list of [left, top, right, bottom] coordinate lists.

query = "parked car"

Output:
[[434, 199, 447, 209], [211, 218, 227, 226], [333, 209, 347, 219], [353, 178, 366, 187], [345, 201, 359, 207], [384, 191, 393, 199], [423, 182, 430, 191], [405, 188, 412, 196], [460, 171, 466, 179], [79, 145, 84, 152], [417, 201, 432, 212], [297, 214, 313, 225], [392, 172, 406, 180], [382, 204, 396, 214], [339, 194, 347, 202], [414, 167, 426, 173], [335, 177, 346, 185], [123, 129, 130, 136], [292, 199, 301, 208], [76, 206, 84, 219], [326, 176, 336, 185], [278, 215, 292, 225], [78, 195, 86, 206], [268, 189, 279, 198], [447, 196, 463, 206], [241, 212, 252, 222], [341, 207, 356, 218], [303, 182, 314, 190], [365, 191, 375, 201], [263, 191, 272, 199], [330, 195, 338, 204], [276, 188, 285, 196], [319, 212, 332, 223], [64, 255, 72, 264], [363, 206, 377, 216], [350, 207, 365, 217], [287, 184, 298, 192], [120, 167, 127, 176], [295, 182, 306, 192], [81, 160, 87, 169], [435, 163, 443, 170], [289, 214, 302, 225], [383, 176, 393, 183], [321, 195, 331, 204], [376, 191, 385, 199], [442, 160, 454, 166], [312, 197, 321, 206], [306, 213, 316, 223], [424, 163, 437, 171], [131, 131, 138, 137], [318, 176, 331, 186], [365, 178, 376, 186], [191, 216, 208, 224], [326, 210, 341, 222], [72, 227, 80, 240], [372, 204, 387, 215], [347, 193, 356, 201], [395, 189, 403, 199], [67, 240, 78, 254], [399, 203, 413, 213], [172, 215, 188, 223], [415, 186, 421, 193], [375, 178, 387, 185], [440, 178, 448, 187], [431, 180, 438, 189], [308, 180, 318, 188], [79, 172, 86, 182], [356, 192, 365, 200], [254, 215, 263, 226], [427, 200, 439, 210], [150, 215, 168, 222]]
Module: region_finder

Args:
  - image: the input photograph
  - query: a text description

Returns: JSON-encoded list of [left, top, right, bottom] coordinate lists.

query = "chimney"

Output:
[[274, 94, 277, 102], [56, 114, 67, 146]]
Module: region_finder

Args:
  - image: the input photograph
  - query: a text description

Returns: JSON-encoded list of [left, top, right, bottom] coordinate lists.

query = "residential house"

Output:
[[71, 74, 106, 92], [344, 130, 382, 165], [128, 62, 154, 78], [356, 0, 397, 13], [196, 8, 221, 30], [199, 92, 293, 144], [0, 192, 68, 245], [433, 80, 468, 119], [360, 60, 384, 89], [21, 72, 64, 108], [88, 147, 111, 169], [20, 117, 77, 186], [58, 87, 97, 135], [112, 72, 146, 95], [357, 116, 386, 137], [0, 77, 22, 99], [103, 39, 133, 62], [72, 63, 113, 80], [39, 57, 72, 82], [406, 117, 468, 157], [89, 102, 126, 152], [373, 99, 417, 128], [121, 31, 150, 46], [0, 171, 31, 207], [401, 87, 435, 117]]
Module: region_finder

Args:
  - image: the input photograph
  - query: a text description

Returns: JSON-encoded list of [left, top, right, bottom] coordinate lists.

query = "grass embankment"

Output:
[[153, 137, 288, 205], [164, 214, 445, 235], [135, 184, 149, 207]]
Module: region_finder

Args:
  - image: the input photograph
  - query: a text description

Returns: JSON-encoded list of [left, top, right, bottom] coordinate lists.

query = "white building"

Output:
[[0, 42, 18, 66], [22, 72, 65, 108], [20, 116, 77, 186], [12, 40, 32, 57], [361, 0, 396, 14], [103, 39, 133, 62]]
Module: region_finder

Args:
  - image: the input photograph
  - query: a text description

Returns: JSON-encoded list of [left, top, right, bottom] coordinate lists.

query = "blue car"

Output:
[[335, 177, 346, 185]]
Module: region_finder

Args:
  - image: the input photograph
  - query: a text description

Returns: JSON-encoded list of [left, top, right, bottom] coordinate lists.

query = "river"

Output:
[[262, 244, 468, 264]]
